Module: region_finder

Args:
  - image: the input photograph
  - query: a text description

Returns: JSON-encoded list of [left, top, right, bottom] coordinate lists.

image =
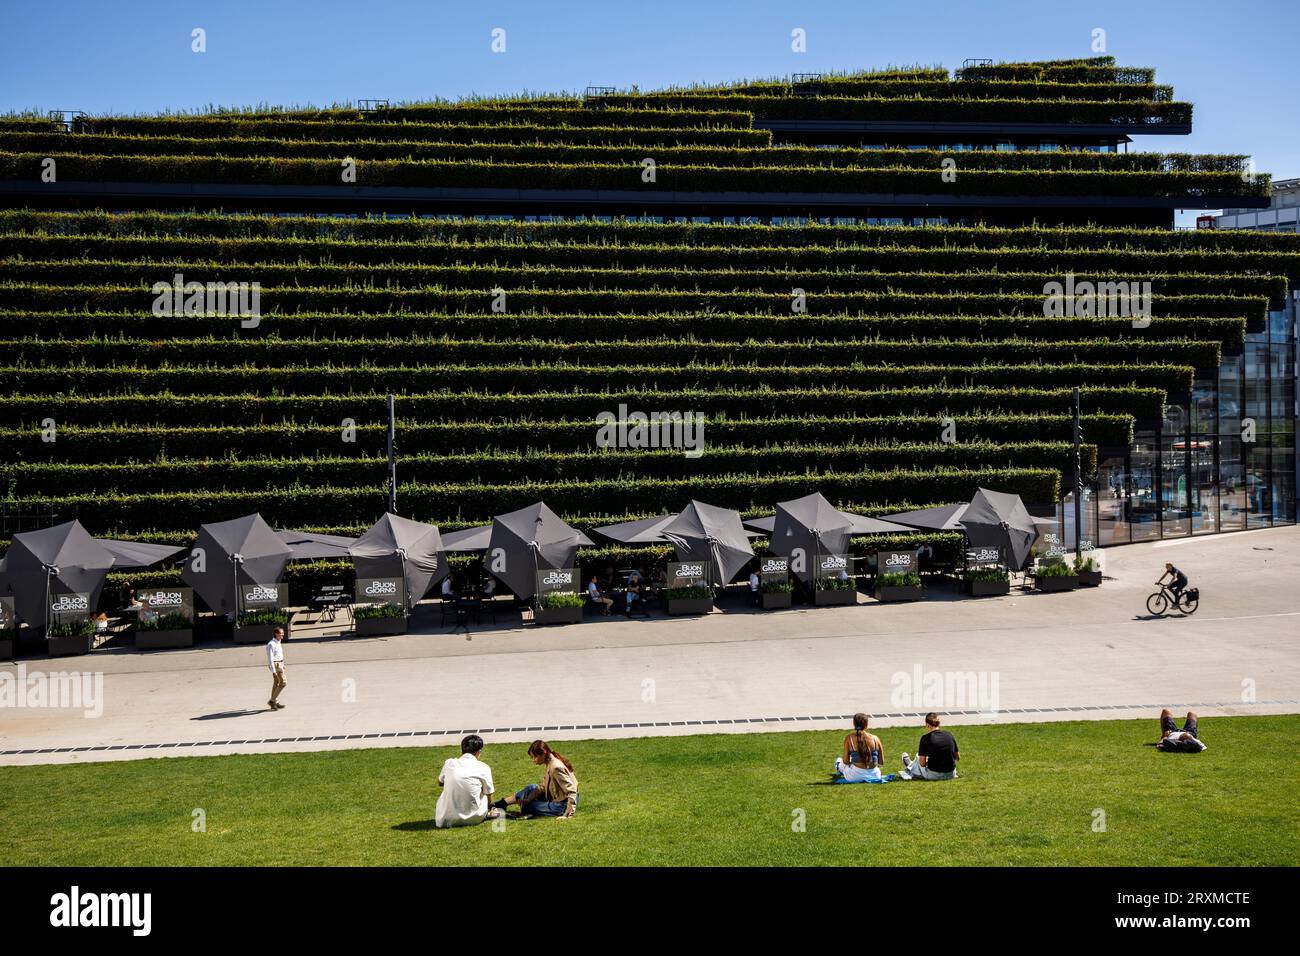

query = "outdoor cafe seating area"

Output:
[[0, 488, 1101, 659]]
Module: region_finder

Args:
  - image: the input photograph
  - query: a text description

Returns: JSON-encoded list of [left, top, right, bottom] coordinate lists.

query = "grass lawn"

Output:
[[1, 715, 1295, 866]]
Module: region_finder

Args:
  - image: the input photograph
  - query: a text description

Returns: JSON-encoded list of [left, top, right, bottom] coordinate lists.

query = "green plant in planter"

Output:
[[354, 602, 405, 619], [1073, 555, 1100, 572], [666, 585, 712, 600], [819, 575, 856, 591], [761, 579, 793, 594], [1036, 561, 1076, 578], [540, 592, 584, 609], [967, 568, 1009, 583], [47, 619, 95, 638], [238, 608, 289, 627], [878, 571, 921, 588], [137, 612, 192, 631]]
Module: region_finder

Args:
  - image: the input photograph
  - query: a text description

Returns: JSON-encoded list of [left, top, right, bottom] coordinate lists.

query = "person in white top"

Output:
[[266, 626, 286, 710], [436, 735, 499, 828], [748, 568, 761, 606]]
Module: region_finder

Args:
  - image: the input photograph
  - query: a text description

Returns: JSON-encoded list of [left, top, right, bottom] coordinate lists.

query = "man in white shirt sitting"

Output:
[[435, 735, 500, 828]]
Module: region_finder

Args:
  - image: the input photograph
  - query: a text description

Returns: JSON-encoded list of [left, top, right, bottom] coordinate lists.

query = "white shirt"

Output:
[[749, 573, 760, 592], [441, 578, 454, 597], [266, 638, 284, 672], [435, 753, 495, 828]]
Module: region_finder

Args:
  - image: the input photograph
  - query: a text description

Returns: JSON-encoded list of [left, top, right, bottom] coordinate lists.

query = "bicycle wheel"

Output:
[[1146, 591, 1169, 616], [1178, 592, 1199, 615]]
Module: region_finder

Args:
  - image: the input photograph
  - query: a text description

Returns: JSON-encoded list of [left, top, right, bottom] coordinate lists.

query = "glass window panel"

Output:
[[1129, 428, 1160, 541], [1218, 435, 1246, 531]]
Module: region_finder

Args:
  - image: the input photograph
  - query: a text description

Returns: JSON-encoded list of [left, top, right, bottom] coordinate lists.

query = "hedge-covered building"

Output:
[[0, 55, 1294, 552]]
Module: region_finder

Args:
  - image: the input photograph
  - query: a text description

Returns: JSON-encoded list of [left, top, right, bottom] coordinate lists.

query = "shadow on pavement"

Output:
[[192, 709, 265, 721]]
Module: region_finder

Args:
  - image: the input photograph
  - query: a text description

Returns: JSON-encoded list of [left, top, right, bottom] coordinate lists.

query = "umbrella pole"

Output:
[[42, 564, 52, 636]]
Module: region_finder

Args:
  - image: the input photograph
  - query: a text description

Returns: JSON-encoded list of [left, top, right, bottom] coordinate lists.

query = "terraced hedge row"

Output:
[[8, 234, 1295, 284], [4, 259, 1280, 301], [597, 94, 1193, 125], [0, 414, 1135, 462], [0, 386, 1167, 427], [10, 211, 1299, 254], [0, 283, 1265, 322], [0, 442, 1095, 497], [0, 131, 1250, 174], [0, 310, 1247, 344], [2, 152, 1264, 199], [12, 466, 1061, 531], [0, 336, 1220, 369], [0, 361, 1199, 398]]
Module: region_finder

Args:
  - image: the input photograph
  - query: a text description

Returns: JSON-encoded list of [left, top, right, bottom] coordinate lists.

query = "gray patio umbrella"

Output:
[[97, 538, 188, 570], [486, 502, 591, 601], [769, 492, 853, 585], [591, 514, 677, 544], [745, 512, 912, 537], [276, 530, 357, 561], [442, 524, 492, 552], [661, 500, 754, 586], [960, 488, 1040, 571], [0, 520, 115, 629], [881, 502, 969, 532], [350, 513, 447, 609], [182, 513, 292, 615]]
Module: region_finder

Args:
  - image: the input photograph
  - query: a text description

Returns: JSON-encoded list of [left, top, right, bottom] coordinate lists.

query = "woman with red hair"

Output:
[[493, 740, 580, 818]]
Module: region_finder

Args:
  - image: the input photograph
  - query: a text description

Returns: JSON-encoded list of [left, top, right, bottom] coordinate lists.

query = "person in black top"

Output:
[[900, 712, 959, 780], [1159, 562, 1189, 603]]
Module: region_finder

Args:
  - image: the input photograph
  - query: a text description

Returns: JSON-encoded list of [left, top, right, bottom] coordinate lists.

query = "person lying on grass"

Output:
[[834, 712, 886, 783], [900, 712, 959, 780], [1157, 709, 1207, 753], [493, 740, 580, 819]]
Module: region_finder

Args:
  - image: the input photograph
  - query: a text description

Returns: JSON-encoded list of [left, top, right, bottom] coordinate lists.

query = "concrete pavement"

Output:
[[2, 526, 1297, 765]]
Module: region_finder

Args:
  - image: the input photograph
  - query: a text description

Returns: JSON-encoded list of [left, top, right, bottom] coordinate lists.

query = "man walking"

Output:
[[900, 712, 959, 780], [266, 626, 286, 710]]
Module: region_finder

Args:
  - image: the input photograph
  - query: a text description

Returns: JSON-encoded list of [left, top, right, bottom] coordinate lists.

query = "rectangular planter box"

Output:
[[1078, 570, 1103, 588], [355, 616, 408, 636], [1036, 576, 1078, 592], [814, 589, 857, 605], [534, 605, 583, 625], [966, 579, 1011, 597], [760, 591, 792, 609], [667, 597, 714, 616], [0, 637, 12, 660], [233, 622, 292, 644], [48, 633, 93, 656], [136, 628, 194, 649], [875, 585, 924, 603]]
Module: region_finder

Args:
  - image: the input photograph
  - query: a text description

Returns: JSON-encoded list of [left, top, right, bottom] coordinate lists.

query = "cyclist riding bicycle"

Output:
[[1158, 562, 1189, 603]]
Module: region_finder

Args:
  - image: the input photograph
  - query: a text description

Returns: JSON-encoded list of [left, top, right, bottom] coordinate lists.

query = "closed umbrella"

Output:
[[182, 513, 292, 616], [960, 488, 1040, 571], [486, 502, 590, 601], [350, 513, 447, 610], [661, 500, 754, 586], [0, 520, 115, 629]]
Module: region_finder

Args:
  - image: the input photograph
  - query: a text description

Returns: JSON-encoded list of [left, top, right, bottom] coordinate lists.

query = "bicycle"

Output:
[[1146, 581, 1199, 616]]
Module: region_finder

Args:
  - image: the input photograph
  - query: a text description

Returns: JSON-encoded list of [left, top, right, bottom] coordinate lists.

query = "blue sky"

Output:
[[2, 0, 1296, 212]]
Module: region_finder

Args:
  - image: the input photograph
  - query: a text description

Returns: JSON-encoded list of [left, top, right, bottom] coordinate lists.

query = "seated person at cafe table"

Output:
[[587, 574, 614, 614], [441, 574, 458, 599], [481, 575, 496, 598], [624, 575, 646, 616]]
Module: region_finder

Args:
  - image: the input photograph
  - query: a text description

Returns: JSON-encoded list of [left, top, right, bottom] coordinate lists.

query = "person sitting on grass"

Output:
[[492, 740, 579, 818], [900, 712, 959, 780], [435, 734, 501, 829], [1157, 709, 1207, 752], [587, 574, 614, 615], [834, 712, 886, 783]]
